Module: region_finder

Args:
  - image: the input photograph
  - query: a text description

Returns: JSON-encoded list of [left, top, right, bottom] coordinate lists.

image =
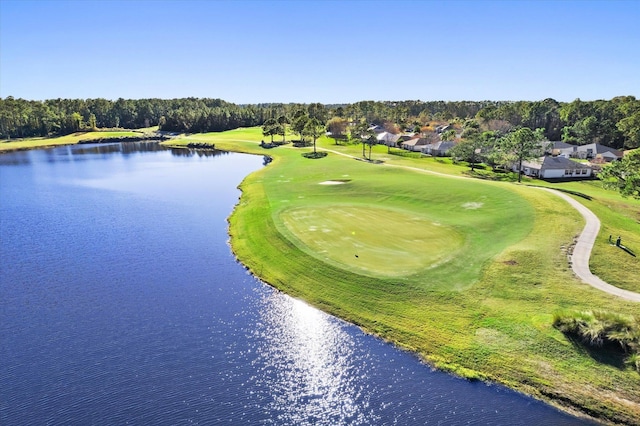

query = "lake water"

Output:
[[0, 142, 593, 425]]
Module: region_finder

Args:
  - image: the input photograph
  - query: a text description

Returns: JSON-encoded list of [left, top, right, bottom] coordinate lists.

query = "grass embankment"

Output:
[[0, 128, 159, 152], [170, 128, 640, 424]]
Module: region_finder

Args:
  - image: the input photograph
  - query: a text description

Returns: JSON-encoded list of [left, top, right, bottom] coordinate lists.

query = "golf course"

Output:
[[3, 128, 639, 423], [166, 127, 640, 425]]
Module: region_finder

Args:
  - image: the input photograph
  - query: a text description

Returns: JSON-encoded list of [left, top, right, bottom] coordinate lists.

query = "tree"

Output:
[[352, 121, 375, 159], [326, 116, 347, 145], [365, 132, 377, 161], [277, 114, 289, 143], [617, 111, 640, 149], [70, 112, 83, 132], [572, 115, 600, 144], [499, 127, 547, 182], [441, 129, 456, 141], [304, 117, 325, 154], [598, 149, 640, 198], [291, 112, 310, 143], [88, 113, 97, 130], [307, 103, 327, 122], [450, 130, 496, 171], [262, 118, 278, 143]]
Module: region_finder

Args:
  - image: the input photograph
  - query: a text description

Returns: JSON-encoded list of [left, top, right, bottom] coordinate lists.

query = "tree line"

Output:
[[1, 96, 639, 150]]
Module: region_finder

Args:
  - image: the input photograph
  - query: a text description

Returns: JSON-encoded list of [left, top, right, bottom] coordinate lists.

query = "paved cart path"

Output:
[[536, 188, 640, 302]]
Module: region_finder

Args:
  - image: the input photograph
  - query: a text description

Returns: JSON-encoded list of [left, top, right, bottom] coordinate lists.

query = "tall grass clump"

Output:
[[553, 310, 640, 372]]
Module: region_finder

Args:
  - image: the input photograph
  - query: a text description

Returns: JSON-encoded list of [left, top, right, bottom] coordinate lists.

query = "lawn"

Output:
[[169, 128, 640, 424], [279, 204, 464, 278]]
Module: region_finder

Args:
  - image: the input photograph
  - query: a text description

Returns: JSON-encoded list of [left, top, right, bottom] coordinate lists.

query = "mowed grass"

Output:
[[279, 204, 463, 277]]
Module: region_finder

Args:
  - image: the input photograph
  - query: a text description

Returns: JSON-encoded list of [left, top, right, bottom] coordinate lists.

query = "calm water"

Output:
[[0, 143, 593, 425]]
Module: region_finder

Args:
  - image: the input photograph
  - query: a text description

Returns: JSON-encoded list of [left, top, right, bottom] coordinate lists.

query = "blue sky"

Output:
[[1, 0, 639, 103]]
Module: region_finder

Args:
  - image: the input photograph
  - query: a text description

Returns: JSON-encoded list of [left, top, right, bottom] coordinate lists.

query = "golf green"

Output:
[[279, 204, 463, 277]]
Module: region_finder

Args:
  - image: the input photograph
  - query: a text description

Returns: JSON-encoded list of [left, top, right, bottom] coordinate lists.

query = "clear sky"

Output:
[[1, 0, 638, 103]]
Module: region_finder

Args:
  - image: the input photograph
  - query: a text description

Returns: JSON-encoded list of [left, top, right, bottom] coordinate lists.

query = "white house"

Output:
[[376, 131, 401, 147], [545, 141, 622, 162], [519, 156, 593, 179], [422, 141, 456, 156], [575, 143, 623, 161], [545, 141, 575, 157]]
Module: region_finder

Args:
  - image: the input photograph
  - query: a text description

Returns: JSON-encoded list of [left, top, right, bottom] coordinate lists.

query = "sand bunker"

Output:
[[319, 180, 350, 185], [462, 202, 484, 210]]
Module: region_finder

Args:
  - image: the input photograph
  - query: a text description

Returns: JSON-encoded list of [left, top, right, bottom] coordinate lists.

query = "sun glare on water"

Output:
[[251, 294, 375, 424]]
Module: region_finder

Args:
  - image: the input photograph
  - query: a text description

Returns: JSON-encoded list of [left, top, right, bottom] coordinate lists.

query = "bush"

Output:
[[553, 310, 640, 372], [302, 151, 327, 159]]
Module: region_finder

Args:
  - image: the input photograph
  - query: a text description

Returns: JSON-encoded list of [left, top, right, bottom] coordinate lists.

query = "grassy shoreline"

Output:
[[0, 129, 159, 152], [4, 129, 640, 424]]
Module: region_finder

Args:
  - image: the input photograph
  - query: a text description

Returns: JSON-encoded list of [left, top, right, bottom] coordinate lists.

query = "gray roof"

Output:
[[425, 141, 455, 150], [546, 141, 575, 150], [403, 137, 430, 146], [576, 143, 623, 157], [523, 156, 592, 171]]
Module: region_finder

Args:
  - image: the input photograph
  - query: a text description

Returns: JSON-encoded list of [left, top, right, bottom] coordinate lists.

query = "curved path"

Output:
[[537, 188, 640, 302], [321, 148, 640, 302]]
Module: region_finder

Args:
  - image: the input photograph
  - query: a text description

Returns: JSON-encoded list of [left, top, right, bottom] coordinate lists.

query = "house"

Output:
[[399, 134, 416, 142], [376, 131, 401, 147], [401, 137, 431, 152], [519, 156, 593, 179], [544, 141, 575, 157], [544, 141, 622, 162], [422, 140, 456, 156], [575, 143, 623, 161]]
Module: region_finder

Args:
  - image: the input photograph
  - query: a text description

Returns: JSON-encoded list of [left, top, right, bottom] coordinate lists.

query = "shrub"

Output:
[[553, 310, 640, 372], [302, 151, 327, 159]]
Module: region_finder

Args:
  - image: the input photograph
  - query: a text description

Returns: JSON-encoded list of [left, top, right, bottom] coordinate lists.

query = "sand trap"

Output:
[[319, 180, 350, 185], [462, 202, 484, 210]]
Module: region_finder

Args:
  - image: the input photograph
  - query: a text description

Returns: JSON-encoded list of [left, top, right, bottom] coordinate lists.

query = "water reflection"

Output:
[[73, 141, 168, 155], [169, 147, 229, 158], [0, 151, 30, 165], [0, 141, 234, 166], [252, 294, 375, 425]]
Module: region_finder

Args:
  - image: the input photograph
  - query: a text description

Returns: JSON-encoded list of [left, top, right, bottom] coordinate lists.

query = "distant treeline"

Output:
[[1, 96, 638, 149]]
